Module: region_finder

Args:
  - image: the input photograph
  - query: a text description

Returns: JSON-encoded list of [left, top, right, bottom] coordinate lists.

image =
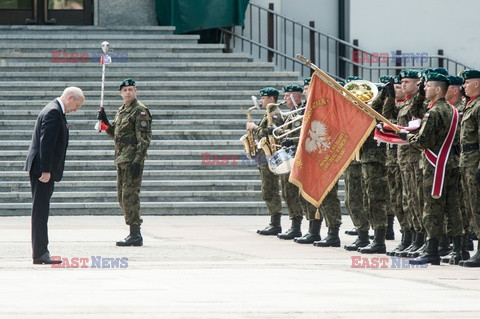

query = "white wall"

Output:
[[350, 0, 479, 69]]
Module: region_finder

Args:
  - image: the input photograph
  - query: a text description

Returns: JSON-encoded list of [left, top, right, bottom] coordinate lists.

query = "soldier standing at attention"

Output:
[[247, 87, 284, 235], [97, 78, 152, 246]]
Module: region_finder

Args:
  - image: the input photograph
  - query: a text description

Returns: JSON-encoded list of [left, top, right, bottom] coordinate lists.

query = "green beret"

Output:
[[303, 78, 311, 86], [393, 75, 401, 84], [346, 76, 363, 83], [379, 75, 393, 84], [119, 78, 136, 90], [425, 72, 449, 83], [460, 69, 480, 80], [428, 67, 449, 76], [337, 80, 345, 87], [447, 75, 463, 86], [282, 84, 303, 93], [399, 69, 420, 79], [259, 87, 279, 97]]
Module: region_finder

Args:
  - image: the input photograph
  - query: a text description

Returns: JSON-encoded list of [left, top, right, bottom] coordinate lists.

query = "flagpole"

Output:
[[296, 54, 400, 132]]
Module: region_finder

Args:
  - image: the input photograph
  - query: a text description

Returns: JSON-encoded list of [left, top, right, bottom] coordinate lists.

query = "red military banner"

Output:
[[289, 73, 376, 207]]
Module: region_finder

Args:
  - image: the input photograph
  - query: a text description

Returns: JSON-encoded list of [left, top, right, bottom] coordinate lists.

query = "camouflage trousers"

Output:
[[344, 162, 369, 232], [386, 164, 409, 231], [399, 161, 424, 232], [300, 183, 342, 226], [461, 166, 480, 236], [361, 161, 388, 230], [422, 163, 462, 239], [117, 162, 144, 225], [258, 164, 282, 216], [280, 174, 303, 220]]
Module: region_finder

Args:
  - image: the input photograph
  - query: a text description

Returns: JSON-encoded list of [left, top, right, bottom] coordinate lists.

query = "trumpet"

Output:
[[280, 106, 306, 117], [272, 115, 304, 139]]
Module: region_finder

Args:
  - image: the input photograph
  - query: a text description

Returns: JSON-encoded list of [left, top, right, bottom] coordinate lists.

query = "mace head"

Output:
[[101, 41, 110, 53]]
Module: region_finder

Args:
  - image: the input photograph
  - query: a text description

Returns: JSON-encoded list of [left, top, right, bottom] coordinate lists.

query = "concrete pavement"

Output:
[[0, 215, 479, 318]]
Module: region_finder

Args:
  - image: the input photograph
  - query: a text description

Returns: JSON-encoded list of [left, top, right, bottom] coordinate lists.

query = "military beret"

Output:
[[393, 75, 401, 84], [428, 67, 449, 76], [337, 80, 345, 87], [379, 75, 393, 84], [399, 69, 420, 79], [283, 84, 303, 93], [259, 87, 279, 97], [346, 76, 363, 83], [460, 69, 480, 80], [303, 78, 311, 86], [119, 78, 136, 90], [425, 72, 449, 83], [447, 75, 463, 86]]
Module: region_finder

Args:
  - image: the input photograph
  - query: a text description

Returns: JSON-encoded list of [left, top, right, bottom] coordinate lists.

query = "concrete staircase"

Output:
[[0, 25, 310, 216]]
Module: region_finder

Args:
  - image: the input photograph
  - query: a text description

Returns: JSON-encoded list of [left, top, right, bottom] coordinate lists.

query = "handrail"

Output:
[[223, 2, 470, 82]]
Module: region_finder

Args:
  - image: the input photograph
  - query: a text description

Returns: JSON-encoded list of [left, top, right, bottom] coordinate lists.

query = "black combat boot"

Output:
[[387, 230, 413, 256], [314, 226, 341, 247], [345, 228, 358, 236], [344, 230, 370, 251], [295, 219, 321, 244], [358, 228, 386, 254], [409, 238, 440, 265], [396, 231, 417, 257], [448, 236, 463, 265], [277, 217, 302, 240], [462, 234, 471, 260], [459, 240, 480, 267], [407, 232, 426, 258], [438, 234, 451, 257], [257, 214, 282, 235], [116, 224, 143, 246], [386, 215, 395, 240], [467, 233, 475, 251]]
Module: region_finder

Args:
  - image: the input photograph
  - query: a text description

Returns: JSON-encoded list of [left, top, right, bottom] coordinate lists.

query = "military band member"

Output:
[[247, 88, 285, 235]]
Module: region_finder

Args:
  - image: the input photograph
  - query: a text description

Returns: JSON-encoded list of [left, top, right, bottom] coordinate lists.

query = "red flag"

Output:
[[289, 73, 376, 207]]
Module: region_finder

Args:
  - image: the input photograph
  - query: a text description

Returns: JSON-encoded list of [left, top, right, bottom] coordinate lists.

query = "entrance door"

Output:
[[0, 0, 93, 25]]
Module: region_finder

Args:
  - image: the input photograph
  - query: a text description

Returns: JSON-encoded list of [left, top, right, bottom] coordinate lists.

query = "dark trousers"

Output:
[[30, 173, 55, 259]]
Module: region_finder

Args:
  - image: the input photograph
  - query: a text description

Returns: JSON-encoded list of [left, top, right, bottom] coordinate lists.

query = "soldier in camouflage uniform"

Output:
[[246, 87, 285, 235], [97, 78, 152, 246], [398, 72, 463, 265], [458, 70, 480, 267]]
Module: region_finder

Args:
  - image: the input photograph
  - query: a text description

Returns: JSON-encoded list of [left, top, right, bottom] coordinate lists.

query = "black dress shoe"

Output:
[[33, 252, 62, 265]]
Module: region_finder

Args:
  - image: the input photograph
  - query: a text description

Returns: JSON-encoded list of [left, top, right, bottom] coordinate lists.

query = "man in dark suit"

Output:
[[24, 87, 85, 265]]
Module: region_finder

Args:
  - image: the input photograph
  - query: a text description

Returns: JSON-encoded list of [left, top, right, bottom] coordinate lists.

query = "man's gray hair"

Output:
[[61, 86, 84, 100]]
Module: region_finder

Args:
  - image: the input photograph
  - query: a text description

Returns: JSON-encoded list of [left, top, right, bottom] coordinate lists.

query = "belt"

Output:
[[115, 137, 137, 145], [461, 143, 479, 153]]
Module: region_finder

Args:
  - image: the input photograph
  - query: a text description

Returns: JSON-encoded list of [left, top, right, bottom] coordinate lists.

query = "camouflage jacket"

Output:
[[459, 96, 480, 168], [397, 94, 425, 163], [408, 98, 459, 168], [106, 99, 152, 165], [360, 93, 385, 164]]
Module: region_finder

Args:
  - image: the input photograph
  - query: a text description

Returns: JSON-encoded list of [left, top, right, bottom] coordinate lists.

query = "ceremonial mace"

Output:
[[96, 41, 111, 131]]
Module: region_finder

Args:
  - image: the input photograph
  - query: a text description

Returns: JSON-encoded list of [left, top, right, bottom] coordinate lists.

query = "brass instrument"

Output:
[[240, 99, 260, 159], [259, 102, 283, 171], [344, 80, 379, 103], [273, 107, 306, 139]]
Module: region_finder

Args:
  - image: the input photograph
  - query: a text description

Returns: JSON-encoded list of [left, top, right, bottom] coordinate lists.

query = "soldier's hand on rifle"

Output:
[[97, 108, 110, 126], [281, 138, 294, 148], [267, 125, 277, 135], [130, 162, 141, 179]]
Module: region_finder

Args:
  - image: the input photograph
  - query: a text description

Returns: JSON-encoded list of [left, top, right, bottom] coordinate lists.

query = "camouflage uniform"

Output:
[[397, 94, 425, 233], [407, 98, 462, 239], [459, 95, 480, 236], [383, 96, 409, 231], [106, 98, 152, 225], [344, 160, 369, 231], [254, 105, 284, 216]]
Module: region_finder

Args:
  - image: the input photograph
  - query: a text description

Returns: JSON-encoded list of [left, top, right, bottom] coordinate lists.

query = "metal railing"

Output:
[[221, 2, 470, 82]]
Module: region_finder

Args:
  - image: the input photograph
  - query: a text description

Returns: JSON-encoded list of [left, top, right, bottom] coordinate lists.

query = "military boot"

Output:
[[257, 214, 282, 236], [386, 215, 395, 240], [409, 238, 440, 265], [345, 228, 358, 236], [407, 232, 426, 258], [448, 236, 463, 265], [459, 240, 480, 267], [396, 231, 417, 257], [295, 219, 321, 244], [438, 234, 451, 257], [358, 228, 386, 254], [344, 230, 370, 251], [467, 233, 475, 251], [462, 234, 471, 260], [277, 217, 302, 240], [116, 224, 143, 246], [313, 226, 341, 247], [387, 230, 413, 256]]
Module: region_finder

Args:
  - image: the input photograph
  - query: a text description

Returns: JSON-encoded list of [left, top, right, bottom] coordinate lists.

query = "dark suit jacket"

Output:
[[24, 99, 69, 182]]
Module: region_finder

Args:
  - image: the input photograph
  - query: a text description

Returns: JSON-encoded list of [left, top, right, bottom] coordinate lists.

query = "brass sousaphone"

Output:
[[344, 80, 379, 104]]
